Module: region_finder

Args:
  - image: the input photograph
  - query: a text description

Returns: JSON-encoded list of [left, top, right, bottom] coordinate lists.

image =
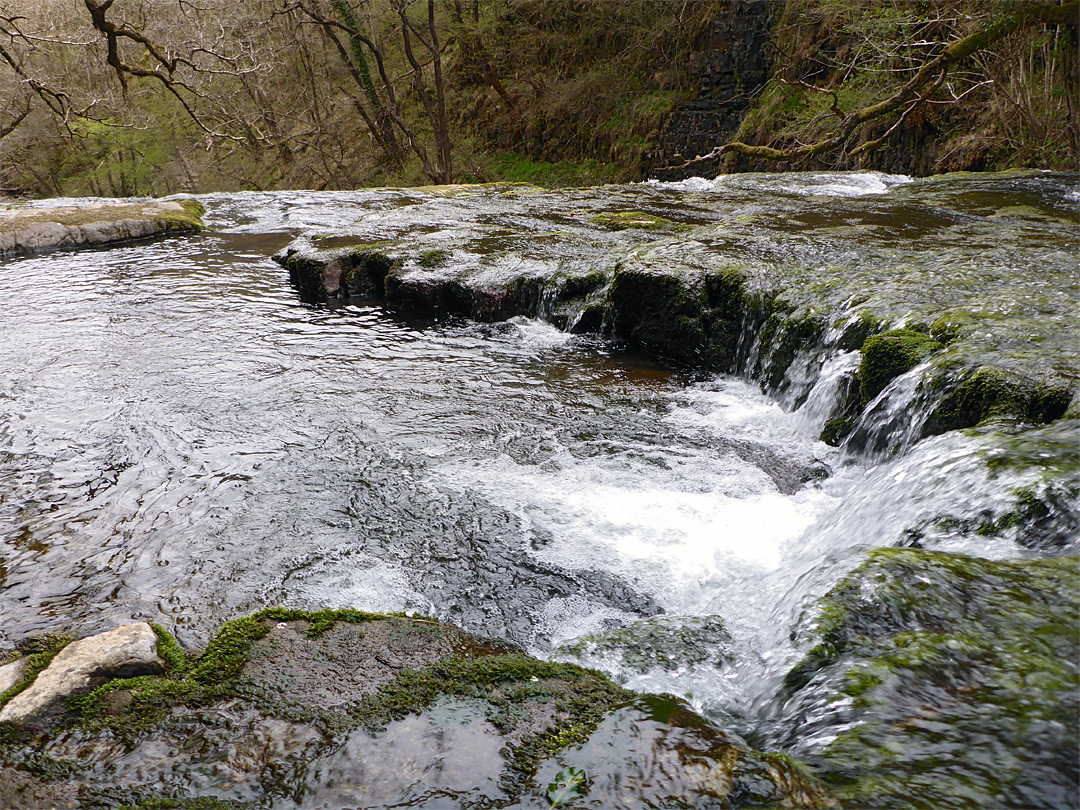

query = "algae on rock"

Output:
[[0, 608, 832, 809], [779, 548, 1080, 810]]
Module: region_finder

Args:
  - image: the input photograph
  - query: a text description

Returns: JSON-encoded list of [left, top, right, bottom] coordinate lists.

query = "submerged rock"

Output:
[[0, 608, 832, 809], [0, 199, 204, 257], [0, 623, 165, 725], [556, 614, 735, 676], [777, 548, 1080, 810]]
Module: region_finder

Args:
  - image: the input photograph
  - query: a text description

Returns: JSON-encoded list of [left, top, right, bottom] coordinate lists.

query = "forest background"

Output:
[[0, 0, 1076, 198]]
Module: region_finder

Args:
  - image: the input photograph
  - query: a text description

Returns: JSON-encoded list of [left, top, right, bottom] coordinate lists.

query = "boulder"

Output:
[[0, 609, 834, 808], [0, 623, 165, 724]]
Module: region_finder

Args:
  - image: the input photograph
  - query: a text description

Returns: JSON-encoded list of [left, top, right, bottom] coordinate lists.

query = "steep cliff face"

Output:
[[647, 0, 777, 179]]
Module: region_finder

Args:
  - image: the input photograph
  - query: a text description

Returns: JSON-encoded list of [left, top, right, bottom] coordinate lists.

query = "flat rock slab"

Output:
[[0, 611, 834, 808], [0, 198, 204, 257], [0, 623, 164, 724]]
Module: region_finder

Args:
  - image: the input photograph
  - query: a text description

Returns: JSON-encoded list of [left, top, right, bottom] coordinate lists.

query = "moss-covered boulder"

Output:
[[0, 199, 204, 257], [922, 365, 1073, 435], [274, 240, 396, 302], [779, 549, 1080, 809], [858, 328, 943, 405], [0, 608, 832, 809]]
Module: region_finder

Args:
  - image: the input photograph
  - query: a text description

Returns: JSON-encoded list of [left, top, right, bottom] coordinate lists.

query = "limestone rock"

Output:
[[0, 657, 28, 695], [0, 623, 164, 724], [0, 199, 203, 257]]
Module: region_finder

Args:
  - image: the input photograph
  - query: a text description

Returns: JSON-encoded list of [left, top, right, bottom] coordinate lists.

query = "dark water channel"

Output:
[[1, 173, 1077, 738]]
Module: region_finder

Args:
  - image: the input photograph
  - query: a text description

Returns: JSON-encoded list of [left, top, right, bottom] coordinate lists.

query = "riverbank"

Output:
[[0, 199, 204, 257]]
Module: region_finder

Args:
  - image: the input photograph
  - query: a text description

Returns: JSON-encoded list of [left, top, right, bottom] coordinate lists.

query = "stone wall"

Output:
[[648, 0, 777, 179]]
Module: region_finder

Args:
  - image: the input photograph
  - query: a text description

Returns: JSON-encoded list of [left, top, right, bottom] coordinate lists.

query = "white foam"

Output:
[[648, 171, 913, 197]]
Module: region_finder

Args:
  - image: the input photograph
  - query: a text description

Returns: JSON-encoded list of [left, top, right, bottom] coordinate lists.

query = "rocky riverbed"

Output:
[[0, 172, 1076, 809]]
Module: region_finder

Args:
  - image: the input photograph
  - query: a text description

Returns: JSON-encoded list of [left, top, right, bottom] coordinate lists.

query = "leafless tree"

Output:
[[671, 0, 1078, 172]]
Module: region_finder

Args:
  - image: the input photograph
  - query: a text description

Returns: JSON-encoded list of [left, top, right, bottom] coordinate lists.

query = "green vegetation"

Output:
[[726, 1, 1078, 173], [417, 248, 449, 268], [0, 633, 72, 712], [591, 211, 669, 231], [7, 1, 1069, 195], [858, 328, 943, 405], [489, 153, 622, 188]]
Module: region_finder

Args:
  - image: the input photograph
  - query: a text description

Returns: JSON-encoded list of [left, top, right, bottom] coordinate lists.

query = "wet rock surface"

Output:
[[0, 609, 833, 809], [271, 173, 1077, 458], [0, 199, 204, 256], [774, 548, 1080, 810], [556, 615, 735, 677]]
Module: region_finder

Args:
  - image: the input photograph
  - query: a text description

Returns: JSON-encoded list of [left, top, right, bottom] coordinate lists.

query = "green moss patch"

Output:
[[858, 328, 943, 405], [591, 210, 668, 231], [925, 365, 1073, 433], [417, 248, 450, 268], [0, 633, 72, 714]]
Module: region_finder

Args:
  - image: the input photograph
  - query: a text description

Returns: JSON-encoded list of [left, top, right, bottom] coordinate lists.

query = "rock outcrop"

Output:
[[0, 198, 204, 257], [776, 549, 1080, 809], [272, 176, 1077, 459], [0, 609, 834, 808]]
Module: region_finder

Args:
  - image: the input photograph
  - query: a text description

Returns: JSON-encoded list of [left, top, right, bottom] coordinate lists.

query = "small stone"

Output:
[[0, 623, 165, 724], [0, 657, 28, 695], [101, 689, 134, 716]]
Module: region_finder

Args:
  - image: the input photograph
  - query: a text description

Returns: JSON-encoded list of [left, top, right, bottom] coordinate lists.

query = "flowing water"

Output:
[[1, 173, 1077, 742]]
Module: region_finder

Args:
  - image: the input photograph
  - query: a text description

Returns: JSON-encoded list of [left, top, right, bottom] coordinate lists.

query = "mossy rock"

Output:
[[0, 608, 832, 808], [274, 242, 397, 301], [591, 210, 669, 231], [858, 328, 943, 405], [417, 247, 450, 268], [756, 303, 827, 392], [923, 365, 1073, 435], [556, 615, 735, 676], [781, 548, 1080, 809], [0, 199, 205, 257]]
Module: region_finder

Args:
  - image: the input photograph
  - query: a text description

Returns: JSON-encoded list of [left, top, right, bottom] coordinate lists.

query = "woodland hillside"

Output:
[[0, 0, 1076, 197]]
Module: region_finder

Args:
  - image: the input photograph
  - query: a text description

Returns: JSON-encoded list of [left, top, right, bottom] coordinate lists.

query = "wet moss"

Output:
[[417, 248, 449, 268], [149, 624, 187, 674], [344, 652, 632, 791], [858, 328, 943, 405], [109, 797, 250, 810], [558, 269, 608, 299], [160, 199, 206, 231], [820, 415, 856, 447], [757, 305, 827, 391], [65, 608, 390, 743], [924, 365, 1073, 434], [591, 211, 668, 230]]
